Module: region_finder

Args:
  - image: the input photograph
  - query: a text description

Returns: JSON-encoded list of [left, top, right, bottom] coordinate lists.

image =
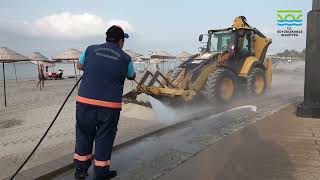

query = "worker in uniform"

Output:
[[74, 25, 136, 180]]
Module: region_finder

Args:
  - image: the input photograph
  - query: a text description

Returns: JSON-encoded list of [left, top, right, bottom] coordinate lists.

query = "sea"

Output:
[[0, 61, 182, 81]]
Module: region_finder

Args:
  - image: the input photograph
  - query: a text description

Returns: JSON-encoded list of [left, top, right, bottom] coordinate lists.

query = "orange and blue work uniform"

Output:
[[74, 42, 134, 179]]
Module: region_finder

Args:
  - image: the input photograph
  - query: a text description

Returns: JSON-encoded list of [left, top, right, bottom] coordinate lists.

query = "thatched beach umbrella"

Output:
[[52, 49, 81, 61], [31, 61, 55, 67], [30, 52, 55, 67], [0, 47, 30, 107], [151, 51, 176, 73], [124, 49, 143, 61], [175, 51, 193, 68], [140, 54, 151, 61], [31, 52, 55, 67], [150, 51, 175, 59], [52, 49, 81, 84], [30, 52, 51, 62], [136, 54, 151, 72], [176, 51, 193, 61]]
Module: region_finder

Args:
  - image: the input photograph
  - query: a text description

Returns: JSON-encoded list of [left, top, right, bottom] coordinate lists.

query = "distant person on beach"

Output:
[[57, 69, 63, 79], [36, 64, 45, 88], [74, 25, 135, 180], [156, 64, 160, 71], [45, 66, 52, 79]]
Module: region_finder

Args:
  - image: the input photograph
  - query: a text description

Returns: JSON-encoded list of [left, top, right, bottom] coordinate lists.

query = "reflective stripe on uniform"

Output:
[[77, 96, 122, 109], [94, 160, 111, 167], [73, 153, 92, 161]]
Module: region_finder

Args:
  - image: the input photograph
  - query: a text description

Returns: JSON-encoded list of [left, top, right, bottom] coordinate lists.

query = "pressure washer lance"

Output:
[[10, 76, 83, 180], [10, 77, 152, 179]]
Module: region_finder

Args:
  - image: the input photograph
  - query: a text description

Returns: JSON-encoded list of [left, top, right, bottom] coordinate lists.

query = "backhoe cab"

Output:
[[123, 16, 272, 106]]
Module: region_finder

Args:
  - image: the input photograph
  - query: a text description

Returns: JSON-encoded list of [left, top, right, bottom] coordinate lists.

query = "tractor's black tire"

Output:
[[202, 68, 236, 103], [247, 68, 266, 96], [171, 68, 183, 82]]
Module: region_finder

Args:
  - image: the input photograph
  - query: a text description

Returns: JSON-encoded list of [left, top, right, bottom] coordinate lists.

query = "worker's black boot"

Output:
[[104, 170, 117, 179], [74, 168, 88, 179], [93, 170, 117, 180]]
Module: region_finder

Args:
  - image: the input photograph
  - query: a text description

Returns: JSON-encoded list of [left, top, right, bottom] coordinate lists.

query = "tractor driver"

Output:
[[219, 38, 235, 64]]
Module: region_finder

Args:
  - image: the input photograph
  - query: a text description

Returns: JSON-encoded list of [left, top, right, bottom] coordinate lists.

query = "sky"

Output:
[[0, 0, 312, 57]]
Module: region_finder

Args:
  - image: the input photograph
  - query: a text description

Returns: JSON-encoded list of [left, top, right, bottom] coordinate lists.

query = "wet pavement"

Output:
[[158, 104, 320, 180], [52, 95, 296, 180]]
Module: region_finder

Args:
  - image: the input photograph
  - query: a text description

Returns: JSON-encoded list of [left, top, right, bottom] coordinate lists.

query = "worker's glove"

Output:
[[127, 72, 136, 81]]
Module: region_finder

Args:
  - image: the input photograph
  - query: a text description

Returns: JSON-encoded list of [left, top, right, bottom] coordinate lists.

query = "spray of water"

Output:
[[227, 105, 257, 112], [148, 96, 177, 124], [207, 105, 258, 119], [148, 94, 258, 124]]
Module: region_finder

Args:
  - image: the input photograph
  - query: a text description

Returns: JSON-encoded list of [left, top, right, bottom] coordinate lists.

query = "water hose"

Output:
[[10, 76, 83, 180], [10, 77, 150, 179]]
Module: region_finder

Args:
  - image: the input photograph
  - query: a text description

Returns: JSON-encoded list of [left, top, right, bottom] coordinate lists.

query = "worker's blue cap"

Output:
[[124, 33, 129, 39], [106, 25, 129, 42]]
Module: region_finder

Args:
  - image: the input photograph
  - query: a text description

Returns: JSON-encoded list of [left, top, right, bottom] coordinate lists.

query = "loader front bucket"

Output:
[[122, 89, 151, 107], [122, 70, 174, 107], [123, 89, 139, 101]]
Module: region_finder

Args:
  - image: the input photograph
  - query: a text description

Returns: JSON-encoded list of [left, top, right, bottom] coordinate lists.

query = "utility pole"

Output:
[[297, 0, 320, 117], [314, 0, 320, 9]]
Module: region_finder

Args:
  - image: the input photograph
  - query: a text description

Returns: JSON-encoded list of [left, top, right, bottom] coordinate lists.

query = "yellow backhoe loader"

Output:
[[124, 16, 272, 106]]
